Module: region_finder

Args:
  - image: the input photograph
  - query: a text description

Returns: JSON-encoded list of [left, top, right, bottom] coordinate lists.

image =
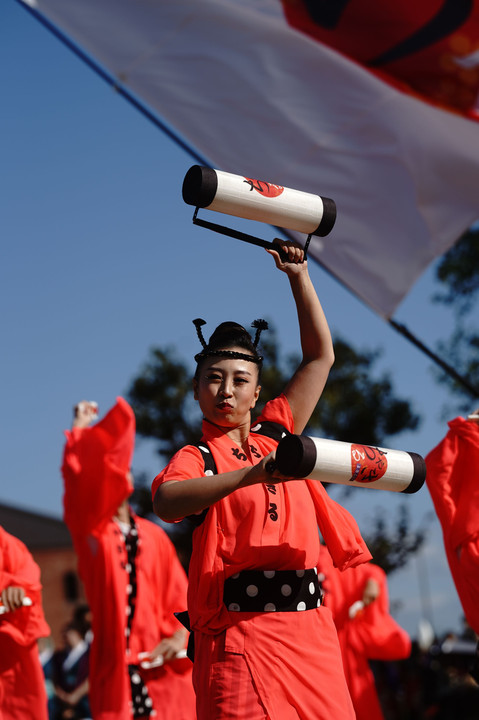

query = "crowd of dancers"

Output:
[[1, 241, 478, 719]]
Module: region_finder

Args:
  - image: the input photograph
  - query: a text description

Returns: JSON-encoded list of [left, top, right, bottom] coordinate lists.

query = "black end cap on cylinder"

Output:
[[314, 197, 337, 237], [275, 434, 317, 478], [182, 165, 218, 208], [401, 452, 426, 494]]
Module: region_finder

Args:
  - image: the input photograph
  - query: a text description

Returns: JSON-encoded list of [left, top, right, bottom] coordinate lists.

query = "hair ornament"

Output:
[[192, 317, 267, 365], [251, 319, 268, 348], [193, 318, 208, 350]]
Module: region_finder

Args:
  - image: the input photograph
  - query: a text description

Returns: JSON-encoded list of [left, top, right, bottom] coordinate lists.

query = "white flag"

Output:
[[21, 0, 479, 317]]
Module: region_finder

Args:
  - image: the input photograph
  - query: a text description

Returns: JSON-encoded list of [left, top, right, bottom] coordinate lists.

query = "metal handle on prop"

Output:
[[192, 208, 311, 262]]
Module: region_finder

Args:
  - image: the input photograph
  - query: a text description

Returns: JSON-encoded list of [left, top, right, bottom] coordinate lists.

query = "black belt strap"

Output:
[[224, 568, 323, 613]]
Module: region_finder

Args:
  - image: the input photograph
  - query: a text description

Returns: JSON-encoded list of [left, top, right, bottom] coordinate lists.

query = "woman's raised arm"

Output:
[[266, 241, 334, 434]]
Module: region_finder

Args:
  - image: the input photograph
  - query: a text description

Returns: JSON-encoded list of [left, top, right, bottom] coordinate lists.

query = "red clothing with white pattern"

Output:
[[0, 526, 50, 720], [320, 548, 411, 720], [153, 395, 371, 719], [62, 397, 196, 720]]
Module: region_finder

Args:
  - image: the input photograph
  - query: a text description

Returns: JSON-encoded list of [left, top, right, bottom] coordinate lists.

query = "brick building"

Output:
[[0, 502, 86, 647]]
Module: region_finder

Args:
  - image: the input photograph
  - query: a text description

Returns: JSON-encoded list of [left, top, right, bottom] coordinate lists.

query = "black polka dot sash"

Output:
[[224, 568, 323, 613], [128, 665, 155, 717]]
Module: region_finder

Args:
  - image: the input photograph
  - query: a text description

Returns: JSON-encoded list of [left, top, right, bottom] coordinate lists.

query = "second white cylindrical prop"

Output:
[[274, 435, 426, 493], [182, 165, 337, 237]]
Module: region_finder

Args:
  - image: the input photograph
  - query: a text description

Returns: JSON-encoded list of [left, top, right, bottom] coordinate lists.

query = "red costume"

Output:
[[153, 395, 372, 719], [425, 416, 479, 634], [0, 525, 50, 720], [62, 397, 196, 720], [319, 548, 411, 720]]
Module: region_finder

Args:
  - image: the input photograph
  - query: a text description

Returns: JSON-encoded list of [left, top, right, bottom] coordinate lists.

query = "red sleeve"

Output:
[[307, 479, 372, 570], [256, 394, 295, 432], [426, 417, 479, 549], [151, 445, 204, 514], [61, 397, 135, 537], [425, 418, 479, 633], [0, 527, 50, 645], [425, 424, 458, 534]]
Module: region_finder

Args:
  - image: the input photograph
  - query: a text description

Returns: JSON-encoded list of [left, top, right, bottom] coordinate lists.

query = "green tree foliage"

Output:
[[434, 227, 479, 314], [361, 504, 428, 576], [432, 227, 479, 408], [128, 347, 203, 461], [311, 338, 419, 445]]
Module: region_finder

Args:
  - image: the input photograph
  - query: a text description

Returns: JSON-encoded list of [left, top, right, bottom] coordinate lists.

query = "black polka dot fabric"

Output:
[[122, 517, 156, 718], [124, 520, 139, 645], [128, 665, 155, 717], [223, 568, 323, 613]]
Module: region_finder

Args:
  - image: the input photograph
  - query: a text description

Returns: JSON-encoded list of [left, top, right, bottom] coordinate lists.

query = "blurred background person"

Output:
[[0, 524, 51, 720], [61, 398, 196, 720], [319, 546, 411, 720], [426, 408, 479, 684], [51, 619, 91, 720]]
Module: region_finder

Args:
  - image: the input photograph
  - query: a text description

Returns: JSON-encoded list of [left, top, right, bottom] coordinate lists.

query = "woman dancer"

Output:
[[153, 240, 371, 719]]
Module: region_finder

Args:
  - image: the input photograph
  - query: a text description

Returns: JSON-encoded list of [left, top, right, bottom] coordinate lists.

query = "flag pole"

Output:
[[279, 228, 479, 398], [389, 318, 479, 398], [16, 0, 479, 400], [15, 0, 210, 167]]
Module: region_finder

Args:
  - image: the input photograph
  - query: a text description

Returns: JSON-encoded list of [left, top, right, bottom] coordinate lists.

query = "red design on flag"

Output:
[[350, 444, 388, 484], [282, 0, 479, 118], [243, 178, 284, 197]]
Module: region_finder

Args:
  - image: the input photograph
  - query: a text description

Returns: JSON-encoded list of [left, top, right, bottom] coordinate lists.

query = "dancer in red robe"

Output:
[[425, 410, 479, 635], [153, 240, 371, 719], [61, 397, 196, 720], [319, 547, 411, 720], [0, 525, 50, 720]]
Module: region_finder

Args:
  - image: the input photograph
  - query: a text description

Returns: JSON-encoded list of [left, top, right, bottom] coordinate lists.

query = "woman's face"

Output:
[[193, 349, 261, 428]]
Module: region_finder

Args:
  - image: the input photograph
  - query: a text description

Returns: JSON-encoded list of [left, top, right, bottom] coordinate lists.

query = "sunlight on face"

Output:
[[194, 350, 261, 428]]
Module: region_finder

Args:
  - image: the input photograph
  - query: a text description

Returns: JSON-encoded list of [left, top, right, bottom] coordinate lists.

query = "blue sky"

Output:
[[2, 0, 477, 639]]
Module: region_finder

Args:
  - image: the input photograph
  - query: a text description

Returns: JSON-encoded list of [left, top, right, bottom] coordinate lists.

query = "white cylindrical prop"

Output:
[[274, 435, 426, 493], [182, 166, 336, 237]]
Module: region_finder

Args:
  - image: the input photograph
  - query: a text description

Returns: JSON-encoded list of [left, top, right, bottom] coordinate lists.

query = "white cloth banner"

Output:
[[22, 0, 479, 317]]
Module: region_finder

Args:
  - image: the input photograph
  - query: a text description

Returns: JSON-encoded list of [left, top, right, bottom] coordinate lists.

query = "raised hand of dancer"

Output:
[[72, 401, 98, 429]]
